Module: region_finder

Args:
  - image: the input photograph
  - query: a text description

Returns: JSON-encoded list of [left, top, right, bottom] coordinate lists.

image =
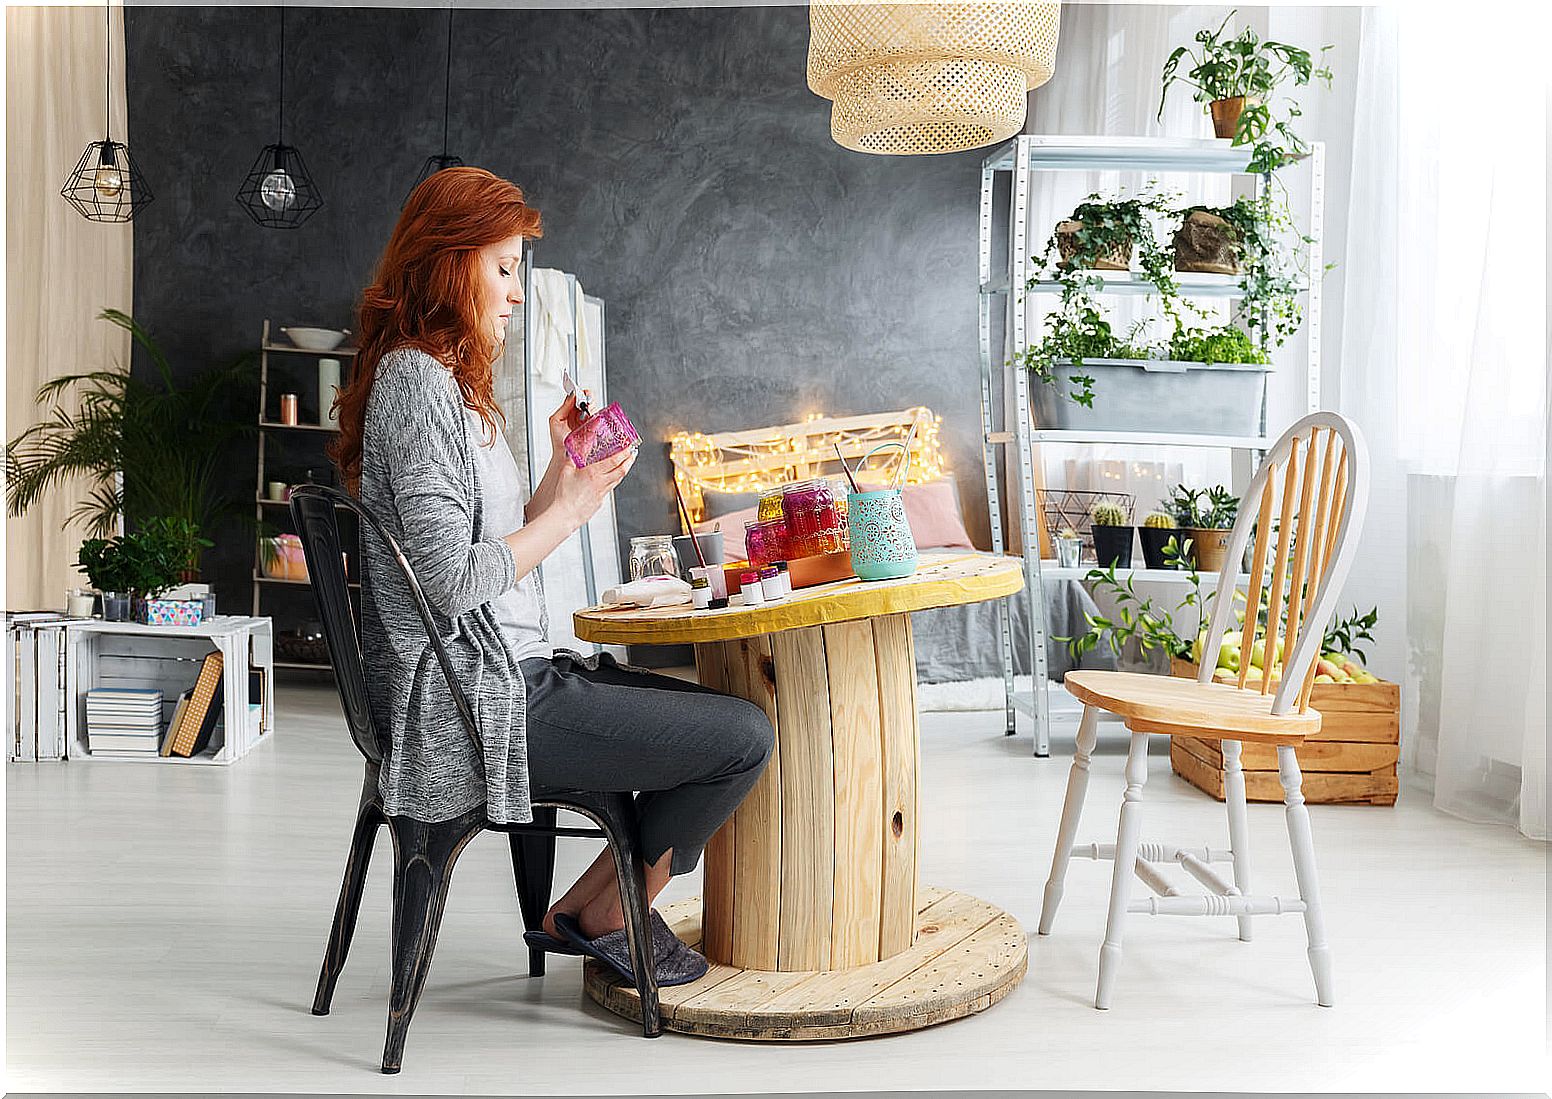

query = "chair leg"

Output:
[[508, 807, 558, 977], [381, 812, 484, 1074], [604, 830, 662, 1038], [1279, 745, 1334, 1007], [1039, 705, 1100, 935], [1095, 730, 1149, 1010], [1222, 738, 1254, 943], [312, 802, 382, 1015]]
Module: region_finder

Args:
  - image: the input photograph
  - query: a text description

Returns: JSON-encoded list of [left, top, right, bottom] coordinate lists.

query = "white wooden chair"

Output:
[[1038, 411, 1369, 1009]]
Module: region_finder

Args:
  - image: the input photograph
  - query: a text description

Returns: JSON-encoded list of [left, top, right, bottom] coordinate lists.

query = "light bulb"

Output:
[[260, 169, 296, 212], [93, 165, 124, 200]]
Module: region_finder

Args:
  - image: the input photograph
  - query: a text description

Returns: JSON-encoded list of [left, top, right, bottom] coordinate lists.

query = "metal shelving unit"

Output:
[[977, 135, 1324, 756]]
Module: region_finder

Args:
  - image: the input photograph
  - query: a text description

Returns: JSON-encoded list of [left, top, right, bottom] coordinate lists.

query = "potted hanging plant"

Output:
[[1047, 192, 1181, 283], [1138, 510, 1178, 569], [1174, 194, 1310, 349], [1165, 483, 1239, 571], [1158, 10, 1332, 174], [1089, 499, 1135, 568]]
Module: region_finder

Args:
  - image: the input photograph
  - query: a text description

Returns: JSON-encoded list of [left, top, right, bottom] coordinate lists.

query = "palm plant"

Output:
[[6, 309, 256, 574]]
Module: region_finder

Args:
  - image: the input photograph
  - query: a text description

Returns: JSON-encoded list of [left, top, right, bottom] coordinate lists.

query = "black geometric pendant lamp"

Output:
[[61, 0, 154, 222], [405, 2, 464, 205], [236, 4, 323, 228]]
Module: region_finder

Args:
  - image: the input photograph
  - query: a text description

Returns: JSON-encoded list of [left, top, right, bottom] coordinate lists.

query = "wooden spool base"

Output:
[[583, 887, 1027, 1041]]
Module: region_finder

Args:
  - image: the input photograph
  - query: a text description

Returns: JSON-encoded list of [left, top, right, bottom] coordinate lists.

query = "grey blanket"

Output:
[[911, 568, 1116, 684]]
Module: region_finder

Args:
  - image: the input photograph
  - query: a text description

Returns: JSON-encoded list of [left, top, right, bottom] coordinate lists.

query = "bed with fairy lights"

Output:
[[668, 408, 1113, 700]]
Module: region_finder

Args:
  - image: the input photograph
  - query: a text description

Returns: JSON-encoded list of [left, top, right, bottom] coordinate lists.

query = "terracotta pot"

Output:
[[1182, 527, 1233, 572], [1055, 220, 1132, 271], [1209, 96, 1246, 140]]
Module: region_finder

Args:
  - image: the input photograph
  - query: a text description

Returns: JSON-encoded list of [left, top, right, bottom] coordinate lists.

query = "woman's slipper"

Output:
[[522, 927, 582, 956], [553, 910, 709, 987]]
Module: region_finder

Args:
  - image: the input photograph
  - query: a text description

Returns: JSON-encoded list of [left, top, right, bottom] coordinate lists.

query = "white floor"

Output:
[[7, 678, 1548, 1094]]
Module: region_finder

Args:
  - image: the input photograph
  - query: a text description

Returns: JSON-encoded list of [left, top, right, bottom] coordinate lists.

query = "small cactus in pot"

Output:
[[1140, 510, 1180, 568], [1088, 499, 1134, 568]]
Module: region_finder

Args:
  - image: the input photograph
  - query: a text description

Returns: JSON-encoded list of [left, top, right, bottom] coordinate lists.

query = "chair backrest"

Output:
[[288, 485, 481, 764], [1196, 411, 1370, 716]]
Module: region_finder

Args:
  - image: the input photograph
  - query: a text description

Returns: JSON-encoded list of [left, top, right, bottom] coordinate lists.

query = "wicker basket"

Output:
[[1055, 221, 1132, 271], [807, 2, 1061, 155]]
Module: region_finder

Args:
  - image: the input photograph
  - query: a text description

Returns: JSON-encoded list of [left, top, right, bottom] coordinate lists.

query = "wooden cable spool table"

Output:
[[572, 552, 1027, 1040]]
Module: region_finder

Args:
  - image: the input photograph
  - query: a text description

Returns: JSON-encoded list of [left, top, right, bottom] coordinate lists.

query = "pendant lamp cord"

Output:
[[103, 0, 111, 143], [277, 4, 286, 146], [441, 3, 454, 157]]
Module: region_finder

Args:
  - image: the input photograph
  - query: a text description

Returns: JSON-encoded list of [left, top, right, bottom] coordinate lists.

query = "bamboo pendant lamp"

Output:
[[807, 1, 1061, 156]]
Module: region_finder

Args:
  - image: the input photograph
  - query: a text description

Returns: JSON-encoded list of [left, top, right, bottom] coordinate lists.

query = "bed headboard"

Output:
[[669, 407, 948, 524]]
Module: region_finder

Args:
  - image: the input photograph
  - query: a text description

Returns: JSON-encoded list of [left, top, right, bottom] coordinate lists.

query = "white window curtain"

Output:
[[1341, 8, 1546, 839], [5, 5, 134, 609]]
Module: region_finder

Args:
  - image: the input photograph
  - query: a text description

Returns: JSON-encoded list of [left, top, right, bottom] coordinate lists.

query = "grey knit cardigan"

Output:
[[358, 346, 533, 825]]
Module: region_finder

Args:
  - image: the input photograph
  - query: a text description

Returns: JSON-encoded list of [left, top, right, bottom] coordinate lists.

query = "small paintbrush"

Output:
[[892, 421, 918, 491], [834, 441, 861, 494], [673, 481, 708, 569]]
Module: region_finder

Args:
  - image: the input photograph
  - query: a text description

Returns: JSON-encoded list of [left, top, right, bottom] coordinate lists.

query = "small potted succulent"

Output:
[[1166, 484, 1239, 571], [1138, 510, 1178, 568], [1089, 499, 1134, 568], [1055, 525, 1084, 569]]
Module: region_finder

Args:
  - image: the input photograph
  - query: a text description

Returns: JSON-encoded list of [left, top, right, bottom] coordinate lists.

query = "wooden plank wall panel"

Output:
[[872, 613, 919, 959], [694, 641, 737, 964], [770, 627, 835, 972], [726, 637, 782, 970], [824, 620, 885, 967]]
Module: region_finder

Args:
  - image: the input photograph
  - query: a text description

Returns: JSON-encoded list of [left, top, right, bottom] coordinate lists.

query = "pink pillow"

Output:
[[898, 478, 975, 550], [694, 479, 973, 557]]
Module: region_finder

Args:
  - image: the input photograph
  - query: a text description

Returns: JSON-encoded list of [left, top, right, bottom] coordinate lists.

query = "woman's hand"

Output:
[[547, 392, 588, 456], [554, 445, 636, 530]]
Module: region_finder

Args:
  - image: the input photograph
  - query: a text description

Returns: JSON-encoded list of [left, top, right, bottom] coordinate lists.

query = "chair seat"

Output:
[[1063, 671, 1320, 744]]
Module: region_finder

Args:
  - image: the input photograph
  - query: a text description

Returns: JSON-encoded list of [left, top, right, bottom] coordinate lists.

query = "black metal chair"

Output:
[[289, 485, 661, 1074]]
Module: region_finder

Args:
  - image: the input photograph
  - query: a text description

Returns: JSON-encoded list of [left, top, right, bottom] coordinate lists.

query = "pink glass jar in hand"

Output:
[[563, 401, 640, 468]]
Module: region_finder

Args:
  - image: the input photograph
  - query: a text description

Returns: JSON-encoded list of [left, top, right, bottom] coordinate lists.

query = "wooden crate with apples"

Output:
[[1167, 656, 1400, 806]]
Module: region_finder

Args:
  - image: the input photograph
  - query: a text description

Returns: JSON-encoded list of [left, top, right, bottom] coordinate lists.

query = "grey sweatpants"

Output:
[[521, 652, 774, 876]]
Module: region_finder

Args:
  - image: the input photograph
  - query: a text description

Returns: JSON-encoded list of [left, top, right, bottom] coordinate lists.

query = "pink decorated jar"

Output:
[[563, 402, 640, 468], [744, 517, 790, 569]]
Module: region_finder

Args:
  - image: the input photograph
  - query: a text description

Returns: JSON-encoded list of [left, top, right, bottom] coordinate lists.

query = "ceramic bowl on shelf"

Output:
[[280, 326, 350, 351]]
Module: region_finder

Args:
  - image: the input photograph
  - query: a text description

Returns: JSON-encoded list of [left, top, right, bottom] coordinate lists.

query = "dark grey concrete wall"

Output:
[[126, 5, 989, 623]]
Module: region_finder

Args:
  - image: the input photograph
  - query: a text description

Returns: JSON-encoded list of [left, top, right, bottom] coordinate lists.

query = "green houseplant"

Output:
[[1138, 510, 1178, 568], [1017, 191, 1182, 408], [6, 309, 257, 578], [76, 518, 190, 620], [1089, 499, 1134, 568], [1166, 483, 1239, 571], [1157, 10, 1333, 175], [1178, 194, 1310, 348]]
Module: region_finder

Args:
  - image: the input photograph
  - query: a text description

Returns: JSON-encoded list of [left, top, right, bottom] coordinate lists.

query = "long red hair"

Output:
[[330, 167, 542, 493]]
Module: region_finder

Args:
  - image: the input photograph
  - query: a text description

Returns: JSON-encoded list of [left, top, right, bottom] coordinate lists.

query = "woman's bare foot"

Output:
[[542, 846, 677, 942]]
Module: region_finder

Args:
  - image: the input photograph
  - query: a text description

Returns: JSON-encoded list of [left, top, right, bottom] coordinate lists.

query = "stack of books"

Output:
[[85, 688, 165, 756]]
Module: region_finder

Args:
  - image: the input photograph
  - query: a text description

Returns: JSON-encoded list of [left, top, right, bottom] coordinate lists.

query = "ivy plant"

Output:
[[1183, 192, 1310, 347]]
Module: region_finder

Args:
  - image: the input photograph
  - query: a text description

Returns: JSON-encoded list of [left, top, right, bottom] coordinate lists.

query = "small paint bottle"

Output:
[[759, 566, 783, 601], [775, 560, 792, 597], [739, 570, 764, 605], [691, 576, 712, 610]]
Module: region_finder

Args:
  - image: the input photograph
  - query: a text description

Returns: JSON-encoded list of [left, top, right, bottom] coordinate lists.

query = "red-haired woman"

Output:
[[330, 168, 772, 984]]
